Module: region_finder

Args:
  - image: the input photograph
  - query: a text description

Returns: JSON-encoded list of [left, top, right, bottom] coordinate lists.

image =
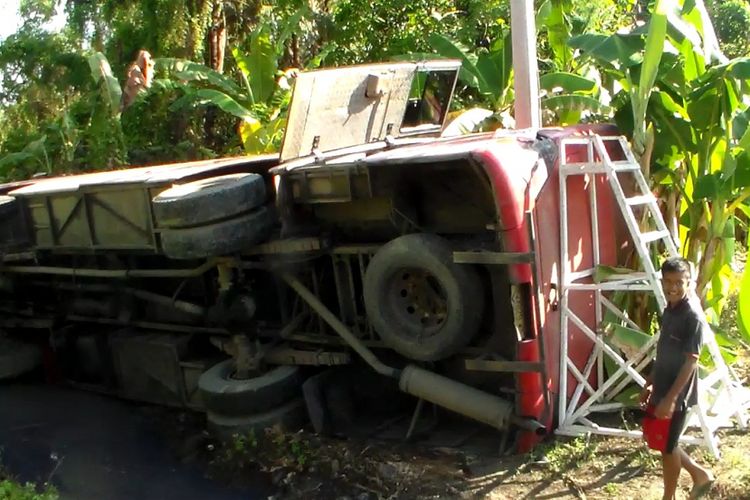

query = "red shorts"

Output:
[[642, 404, 686, 453]]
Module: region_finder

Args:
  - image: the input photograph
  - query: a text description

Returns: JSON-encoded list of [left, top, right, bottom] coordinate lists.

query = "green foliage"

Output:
[[0, 0, 638, 171], [0, 27, 126, 178], [0, 479, 58, 500], [537, 437, 597, 474], [736, 259, 750, 343], [328, 0, 478, 65], [538, 0, 574, 71], [121, 82, 215, 165], [235, 30, 277, 104], [602, 483, 620, 494], [709, 0, 750, 58], [158, 39, 291, 155], [87, 53, 122, 115], [231, 430, 258, 455], [570, 1, 750, 324], [329, 0, 444, 63]]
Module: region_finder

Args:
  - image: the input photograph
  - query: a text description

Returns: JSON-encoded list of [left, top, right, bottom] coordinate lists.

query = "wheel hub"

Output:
[[387, 268, 447, 337]]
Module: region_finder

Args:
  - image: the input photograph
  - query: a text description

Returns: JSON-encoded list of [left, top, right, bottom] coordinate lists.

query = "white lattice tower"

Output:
[[555, 135, 749, 457]]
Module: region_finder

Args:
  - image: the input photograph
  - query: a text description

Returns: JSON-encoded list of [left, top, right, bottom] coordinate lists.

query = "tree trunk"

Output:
[[209, 3, 226, 72]]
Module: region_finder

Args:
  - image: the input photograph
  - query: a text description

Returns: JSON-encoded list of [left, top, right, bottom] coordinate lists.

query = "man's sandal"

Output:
[[689, 479, 715, 500]]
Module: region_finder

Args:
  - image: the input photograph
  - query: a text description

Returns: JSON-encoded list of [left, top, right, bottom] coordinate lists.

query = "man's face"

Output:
[[661, 270, 690, 305]]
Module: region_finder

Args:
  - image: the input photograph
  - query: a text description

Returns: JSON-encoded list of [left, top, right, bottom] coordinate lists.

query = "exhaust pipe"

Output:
[[282, 272, 545, 434], [399, 365, 546, 435]]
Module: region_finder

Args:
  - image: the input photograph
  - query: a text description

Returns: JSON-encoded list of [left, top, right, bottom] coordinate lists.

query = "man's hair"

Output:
[[661, 257, 692, 277]]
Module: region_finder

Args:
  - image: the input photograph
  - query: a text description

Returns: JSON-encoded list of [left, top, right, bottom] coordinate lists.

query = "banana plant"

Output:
[[156, 28, 291, 154], [427, 33, 514, 112], [537, 0, 574, 72], [571, 0, 750, 331], [427, 33, 608, 128]]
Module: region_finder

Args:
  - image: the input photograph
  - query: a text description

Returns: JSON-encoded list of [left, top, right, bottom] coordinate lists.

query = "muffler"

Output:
[[282, 272, 545, 434], [399, 365, 546, 434]]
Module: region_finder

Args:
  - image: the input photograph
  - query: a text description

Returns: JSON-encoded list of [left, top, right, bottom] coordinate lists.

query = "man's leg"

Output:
[[661, 451, 681, 500], [661, 409, 687, 500], [676, 447, 713, 486]]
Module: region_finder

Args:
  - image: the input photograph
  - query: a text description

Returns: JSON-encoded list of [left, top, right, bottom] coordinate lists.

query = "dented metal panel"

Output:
[[8, 155, 278, 251], [280, 60, 461, 162], [9, 155, 277, 196]]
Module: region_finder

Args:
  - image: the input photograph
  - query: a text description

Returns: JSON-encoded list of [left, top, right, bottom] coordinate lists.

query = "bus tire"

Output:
[[363, 233, 484, 361]]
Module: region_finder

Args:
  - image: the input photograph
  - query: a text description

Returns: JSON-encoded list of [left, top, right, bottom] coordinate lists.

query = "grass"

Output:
[[0, 451, 58, 500], [219, 426, 314, 472], [536, 436, 598, 475], [602, 482, 620, 494], [712, 442, 750, 498], [0, 479, 59, 500]]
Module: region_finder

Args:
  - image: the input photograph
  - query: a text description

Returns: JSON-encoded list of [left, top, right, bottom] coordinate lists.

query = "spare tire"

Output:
[[207, 398, 308, 440], [160, 207, 272, 259], [199, 359, 302, 416], [363, 233, 484, 361], [152, 173, 266, 228], [0, 337, 42, 380]]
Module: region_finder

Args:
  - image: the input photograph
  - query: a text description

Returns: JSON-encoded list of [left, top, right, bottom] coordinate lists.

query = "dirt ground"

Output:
[[186, 422, 750, 500], [3, 358, 749, 500], [154, 350, 750, 500]]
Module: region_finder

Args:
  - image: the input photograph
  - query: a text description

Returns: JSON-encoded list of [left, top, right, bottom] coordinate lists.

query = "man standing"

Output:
[[640, 257, 714, 500]]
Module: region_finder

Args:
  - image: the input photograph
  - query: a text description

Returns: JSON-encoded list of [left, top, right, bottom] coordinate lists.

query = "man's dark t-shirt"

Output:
[[651, 297, 705, 410]]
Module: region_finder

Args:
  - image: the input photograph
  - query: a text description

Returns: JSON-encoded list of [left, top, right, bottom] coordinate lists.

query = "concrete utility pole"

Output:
[[509, 0, 541, 129]]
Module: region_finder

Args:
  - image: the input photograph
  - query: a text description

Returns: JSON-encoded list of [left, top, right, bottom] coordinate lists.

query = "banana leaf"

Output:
[[540, 72, 597, 94], [428, 34, 482, 90], [542, 94, 611, 124], [568, 33, 644, 70], [170, 89, 257, 122], [156, 58, 244, 98], [238, 30, 277, 104], [613, 385, 641, 407], [475, 34, 513, 104], [736, 259, 750, 343], [88, 52, 122, 114], [442, 108, 494, 136]]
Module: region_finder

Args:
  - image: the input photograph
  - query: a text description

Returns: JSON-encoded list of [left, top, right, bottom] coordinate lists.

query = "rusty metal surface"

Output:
[[8, 155, 277, 197], [280, 60, 460, 162], [264, 347, 350, 366]]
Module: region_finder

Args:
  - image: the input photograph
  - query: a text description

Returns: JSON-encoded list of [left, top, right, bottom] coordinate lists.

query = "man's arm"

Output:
[[639, 368, 654, 407], [654, 353, 698, 418]]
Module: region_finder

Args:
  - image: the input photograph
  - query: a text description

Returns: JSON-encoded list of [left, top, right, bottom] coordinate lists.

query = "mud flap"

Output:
[[302, 370, 332, 434]]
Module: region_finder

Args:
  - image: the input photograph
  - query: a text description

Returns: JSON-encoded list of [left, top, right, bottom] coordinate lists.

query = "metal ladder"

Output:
[[556, 134, 748, 457]]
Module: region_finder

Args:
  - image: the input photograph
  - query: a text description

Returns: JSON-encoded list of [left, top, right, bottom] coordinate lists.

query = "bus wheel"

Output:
[[363, 233, 484, 361], [198, 359, 302, 416]]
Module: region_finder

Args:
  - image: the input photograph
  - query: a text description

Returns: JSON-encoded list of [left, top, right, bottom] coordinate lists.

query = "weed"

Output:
[[232, 430, 258, 454], [0, 467, 58, 500], [0, 480, 59, 500], [697, 448, 719, 467], [289, 438, 311, 468], [540, 437, 597, 475], [718, 448, 750, 492], [631, 448, 659, 471], [0, 452, 58, 500], [603, 482, 620, 495]]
